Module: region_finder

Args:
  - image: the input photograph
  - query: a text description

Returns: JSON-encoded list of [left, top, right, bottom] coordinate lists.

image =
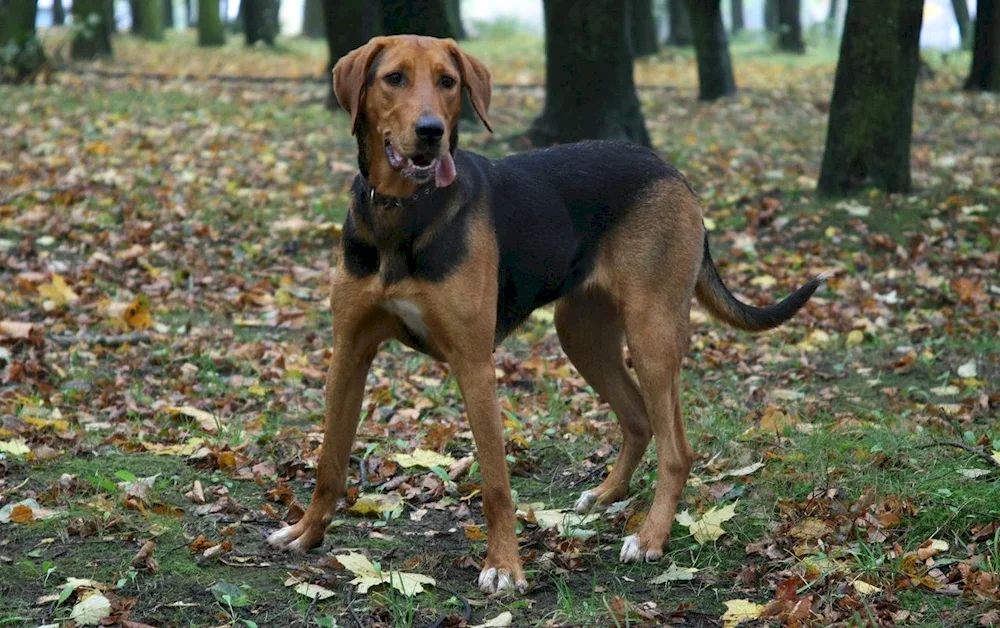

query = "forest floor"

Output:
[[1, 30, 998, 628]]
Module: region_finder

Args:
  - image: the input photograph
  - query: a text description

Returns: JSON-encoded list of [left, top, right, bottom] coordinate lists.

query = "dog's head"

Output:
[[334, 35, 492, 191]]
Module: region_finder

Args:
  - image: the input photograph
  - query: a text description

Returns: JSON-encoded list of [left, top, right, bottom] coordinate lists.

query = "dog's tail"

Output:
[[695, 230, 823, 332]]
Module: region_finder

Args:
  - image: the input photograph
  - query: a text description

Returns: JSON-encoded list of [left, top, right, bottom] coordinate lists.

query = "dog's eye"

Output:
[[383, 72, 404, 86], [439, 75, 457, 89]]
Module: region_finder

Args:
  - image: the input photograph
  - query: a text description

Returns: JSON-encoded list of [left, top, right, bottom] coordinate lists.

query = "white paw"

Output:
[[477, 567, 527, 595], [574, 490, 598, 514], [618, 534, 663, 563], [267, 525, 296, 549]]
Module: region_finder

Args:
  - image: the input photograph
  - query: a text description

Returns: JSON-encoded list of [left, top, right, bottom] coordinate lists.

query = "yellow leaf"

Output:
[[293, 583, 336, 600], [992, 450, 1000, 466], [0, 438, 31, 457], [349, 493, 403, 519], [516, 505, 598, 539], [846, 330, 865, 347], [141, 437, 205, 456], [852, 580, 882, 596], [165, 406, 219, 433], [335, 552, 435, 596], [70, 592, 111, 626], [703, 217, 717, 231], [10, 504, 34, 523], [392, 449, 457, 469], [471, 612, 513, 628], [675, 502, 738, 544], [750, 275, 777, 289], [651, 564, 699, 583], [122, 296, 153, 330], [721, 599, 763, 627], [24, 416, 70, 432], [37, 273, 79, 306]]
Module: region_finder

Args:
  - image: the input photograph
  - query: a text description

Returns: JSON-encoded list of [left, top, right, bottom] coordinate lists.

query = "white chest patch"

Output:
[[383, 299, 430, 340]]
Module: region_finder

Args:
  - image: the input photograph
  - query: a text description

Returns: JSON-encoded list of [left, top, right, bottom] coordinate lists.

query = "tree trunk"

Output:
[[529, 0, 650, 147], [965, 0, 999, 91], [825, 0, 839, 35], [666, 0, 692, 46], [951, 0, 971, 46], [130, 0, 142, 33], [776, 0, 804, 53], [631, 0, 659, 56], [53, 0, 66, 26], [0, 0, 46, 83], [198, 0, 226, 44], [243, 0, 276, 44], [71, 0, 113, 58], [731, 0, 744, 34], [322, 0, 377, 108], [445, 0, 466, 39], [164, 0, 175, 29], [764, 0, 778, 33], [140, 0, 165, 39], [687, 0, 736, 100], [303, 0, 325, 37], [818, 0, 924, 196]]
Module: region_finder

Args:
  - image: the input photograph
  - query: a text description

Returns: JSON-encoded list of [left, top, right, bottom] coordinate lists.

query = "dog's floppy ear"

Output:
[[447, 40, 493, 133], [333, 38, 387, 136]]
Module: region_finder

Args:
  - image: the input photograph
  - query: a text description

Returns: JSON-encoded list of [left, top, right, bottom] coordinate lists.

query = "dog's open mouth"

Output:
[[384, 139, 456, 188]]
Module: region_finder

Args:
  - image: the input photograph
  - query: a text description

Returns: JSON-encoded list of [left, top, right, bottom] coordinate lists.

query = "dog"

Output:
[[268, 35, 821, 594]]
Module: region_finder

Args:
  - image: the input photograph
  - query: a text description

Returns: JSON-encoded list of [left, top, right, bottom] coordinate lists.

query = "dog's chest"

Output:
[[382, 298, 430, 340]]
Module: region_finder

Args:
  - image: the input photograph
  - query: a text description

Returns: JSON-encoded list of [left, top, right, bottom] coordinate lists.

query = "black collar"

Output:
[[362, 178, 440, 209]]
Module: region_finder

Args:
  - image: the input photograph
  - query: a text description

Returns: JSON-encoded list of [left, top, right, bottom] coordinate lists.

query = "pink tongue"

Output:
[[435, 151, 456, 188]]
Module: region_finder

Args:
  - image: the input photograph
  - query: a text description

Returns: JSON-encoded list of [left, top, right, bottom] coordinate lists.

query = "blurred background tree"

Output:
[[0, 0, 46, 82], [198, 0, 226, 45], [687, 0, 736, 100], [965, 0, 998, 91]]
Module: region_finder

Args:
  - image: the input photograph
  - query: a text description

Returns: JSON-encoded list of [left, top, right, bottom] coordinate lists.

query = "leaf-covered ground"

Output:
[[2, 32, 999, 627]]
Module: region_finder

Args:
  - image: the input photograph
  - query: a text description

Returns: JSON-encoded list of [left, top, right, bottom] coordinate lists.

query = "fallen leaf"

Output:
[[651, 564, 699, 583], [349, 493, 404, 519], [675, 502, 738, 544], [751, 275, 777, 288], [471, 611, 514, 627], [516, 504, 598, 539], [0, 321, 34, 339], [122, 296, 154, 330], [721, 599, 764, 627], [846, 329, 865, 347], [293, 583, 336, 600], [38, 273, 79, 306], [392, 449, 457, 468], [0, 499, 61, 523], [335, 552, 435, 596], [930, 385, 959, 396], [70, 592, 111, 626], [957, 468, 992, 479], [165, 406, 219, 433], [0, 438, 31, 456], [852, 580, 882, 596]]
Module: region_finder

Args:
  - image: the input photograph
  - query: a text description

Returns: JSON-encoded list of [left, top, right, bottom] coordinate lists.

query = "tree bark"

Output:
[[764, 0, 778, 33], [445, 0, 466, 39], [687, 0, 736, 100], [198, 0, 226, 44], [140, 0, 165, 39], [731, 0, 744, 34], [130, 0, 142, 33], [243, 0, 277, 45], [631, 0, 659, 56], [776, 0, 804, 53], [302, 0, 325, 37], [0, 0, 46, 83], [322, 0, 377, 108], [951, 0, 971, 46], [965, 0, 999, 91], [529, 0, 650, 147], [825, 0, 839, 35], [666, 0, 692, 46], [164, 0, 175, 29], [53, 0, 66, 25], [818, 0, 924, 195], [71, 0, 113, 58]]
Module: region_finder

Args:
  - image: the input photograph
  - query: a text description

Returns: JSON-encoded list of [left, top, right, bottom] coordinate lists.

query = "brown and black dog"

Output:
[[269, 35, 821, 594]]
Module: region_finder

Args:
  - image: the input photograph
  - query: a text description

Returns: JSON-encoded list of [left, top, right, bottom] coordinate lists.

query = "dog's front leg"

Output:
[[268, 309, 393, 553], [451, 354, 527, 594]]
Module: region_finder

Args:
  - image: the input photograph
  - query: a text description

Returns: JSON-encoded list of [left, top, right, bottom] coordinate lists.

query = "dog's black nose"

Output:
[[415, 116, 445, 144]]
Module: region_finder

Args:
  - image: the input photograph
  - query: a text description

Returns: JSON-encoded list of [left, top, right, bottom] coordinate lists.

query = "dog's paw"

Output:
[[574, 490, 598, 514], [618, 534, 663, 563], [267, 522, 323, 553], [478, 566, 528, 595]]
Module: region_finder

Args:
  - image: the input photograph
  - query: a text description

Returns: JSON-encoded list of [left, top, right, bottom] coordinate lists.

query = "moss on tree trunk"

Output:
[[198, 0, 226, 45], [964, 0, 999, 91], [818, 0, 924, 195], [71, 0, 114, 59], [687, 0, 736, 100], [529, 0, 650, 147]]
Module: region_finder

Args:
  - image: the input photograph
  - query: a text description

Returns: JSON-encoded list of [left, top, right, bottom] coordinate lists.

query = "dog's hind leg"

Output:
[[555, 290, 652, 514]]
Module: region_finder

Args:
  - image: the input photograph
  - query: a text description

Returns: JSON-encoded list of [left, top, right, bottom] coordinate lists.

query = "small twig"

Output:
[[49, 332, 152, 347], [345, 585, 364, 628], [350, 455, 367, 490], [302, 587, 320, 626], [917, 441, 1000, 469], [424, 585, 471, 628]]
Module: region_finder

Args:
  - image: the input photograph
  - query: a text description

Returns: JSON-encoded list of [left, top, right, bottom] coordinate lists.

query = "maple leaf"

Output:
[[37, 273, 79, 307], [293, 583, 336, 600], [349, 493, 403, 519], [675, 502, 738, 544], [0, 438, 31, 457], [517, 503, 598, 539], [70, 592, 111, 626], [651, 564, 699, 583], [392, 448, 456, 468], [335, 552, 435, 596]]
